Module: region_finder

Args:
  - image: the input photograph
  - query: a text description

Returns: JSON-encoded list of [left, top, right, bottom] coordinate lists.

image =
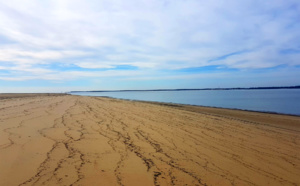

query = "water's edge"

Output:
[[70, 94, 300, 117]]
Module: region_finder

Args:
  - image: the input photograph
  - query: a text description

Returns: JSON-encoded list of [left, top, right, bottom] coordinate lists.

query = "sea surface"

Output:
[[70, 89, 300, 116]]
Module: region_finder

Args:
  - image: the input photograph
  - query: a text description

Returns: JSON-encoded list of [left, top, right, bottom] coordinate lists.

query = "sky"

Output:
[[0, 0, 300, 92]]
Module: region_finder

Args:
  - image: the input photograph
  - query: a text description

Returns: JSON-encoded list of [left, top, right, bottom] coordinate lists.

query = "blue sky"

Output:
[[0, 0, 300, 92]]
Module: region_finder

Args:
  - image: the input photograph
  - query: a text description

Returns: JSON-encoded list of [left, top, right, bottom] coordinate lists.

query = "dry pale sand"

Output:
[[0, 94, 299, 186]]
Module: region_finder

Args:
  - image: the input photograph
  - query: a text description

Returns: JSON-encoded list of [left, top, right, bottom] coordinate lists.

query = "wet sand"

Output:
[[0, 94, 299, 186]]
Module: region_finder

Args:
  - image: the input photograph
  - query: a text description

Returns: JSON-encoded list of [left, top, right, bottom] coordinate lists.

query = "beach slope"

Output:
[[0, 95, 299, 185]]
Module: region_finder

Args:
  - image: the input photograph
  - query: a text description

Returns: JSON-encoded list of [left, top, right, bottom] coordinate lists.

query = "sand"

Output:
[[0, 94, 299, 186]]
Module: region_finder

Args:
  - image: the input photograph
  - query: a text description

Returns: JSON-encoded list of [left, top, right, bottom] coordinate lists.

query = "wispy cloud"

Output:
[[0, 0, 300, 91]]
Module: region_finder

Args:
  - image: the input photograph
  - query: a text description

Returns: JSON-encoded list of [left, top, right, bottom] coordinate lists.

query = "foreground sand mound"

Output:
[[0, 95, 299, 185]]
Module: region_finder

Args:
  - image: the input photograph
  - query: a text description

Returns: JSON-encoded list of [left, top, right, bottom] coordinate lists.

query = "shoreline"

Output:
[[1, 94, 300, 185], [101, 95, 300, 116], [93, 96, 300, 132], [69, 89, 300, 117], [2, 93, 300, 117], [3, 93, 300, 130], [73, 95, 300, 131]]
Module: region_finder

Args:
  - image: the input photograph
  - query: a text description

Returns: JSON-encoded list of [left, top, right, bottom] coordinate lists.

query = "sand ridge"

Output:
[[0, 95, 299, 185]]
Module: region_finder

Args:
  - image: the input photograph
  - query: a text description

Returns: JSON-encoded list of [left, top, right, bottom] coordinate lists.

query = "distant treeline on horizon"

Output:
[[70, 85, 300, 93]]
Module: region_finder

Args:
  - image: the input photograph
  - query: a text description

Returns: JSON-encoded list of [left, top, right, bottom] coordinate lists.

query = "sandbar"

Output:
[[0, 94, 299, 185]]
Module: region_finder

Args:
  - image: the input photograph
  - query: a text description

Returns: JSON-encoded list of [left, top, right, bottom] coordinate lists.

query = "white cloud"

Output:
[[75, 62, 114, 69], [0, 0, 299, 82]]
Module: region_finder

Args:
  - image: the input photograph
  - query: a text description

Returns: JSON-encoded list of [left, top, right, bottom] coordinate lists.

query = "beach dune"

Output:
[[0, 95, 299, 185]]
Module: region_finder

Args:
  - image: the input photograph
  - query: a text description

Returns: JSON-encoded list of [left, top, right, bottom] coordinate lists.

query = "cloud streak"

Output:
[[0, 0, 300, 91]]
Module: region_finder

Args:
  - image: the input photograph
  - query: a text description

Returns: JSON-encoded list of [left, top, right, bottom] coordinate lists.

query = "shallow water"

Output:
[[70, 89, 300, 116]]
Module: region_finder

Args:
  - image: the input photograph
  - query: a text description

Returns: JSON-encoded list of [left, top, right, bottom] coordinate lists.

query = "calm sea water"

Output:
[[70, 89, 300, 116]]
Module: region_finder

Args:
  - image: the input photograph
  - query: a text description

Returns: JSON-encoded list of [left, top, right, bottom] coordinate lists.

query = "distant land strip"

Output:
[[69, 85, 300, 93]]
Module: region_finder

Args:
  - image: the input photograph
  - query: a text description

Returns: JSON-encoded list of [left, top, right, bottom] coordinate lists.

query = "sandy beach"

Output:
[[0, 94, 299, 186]]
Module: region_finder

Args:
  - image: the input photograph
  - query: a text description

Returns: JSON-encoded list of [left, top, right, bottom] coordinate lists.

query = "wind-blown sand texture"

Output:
[[0, 94, 299, 186]]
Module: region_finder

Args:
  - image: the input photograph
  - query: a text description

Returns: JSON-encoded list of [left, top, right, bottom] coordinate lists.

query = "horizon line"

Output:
[[69, 85, 300, 93]]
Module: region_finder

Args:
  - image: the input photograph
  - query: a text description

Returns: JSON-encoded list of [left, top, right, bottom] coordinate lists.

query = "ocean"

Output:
[[70, 89, 300, 116]]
